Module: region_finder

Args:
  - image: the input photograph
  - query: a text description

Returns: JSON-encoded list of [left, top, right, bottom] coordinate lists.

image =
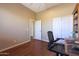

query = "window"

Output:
[[52, 15, 73, 40]]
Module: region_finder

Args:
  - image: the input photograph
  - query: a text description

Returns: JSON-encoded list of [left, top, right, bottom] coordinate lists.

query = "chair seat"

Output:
[[56, 40, 65, 44]]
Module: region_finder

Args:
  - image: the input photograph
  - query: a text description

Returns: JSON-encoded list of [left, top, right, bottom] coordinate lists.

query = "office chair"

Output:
[[47, 31, 64, 49]]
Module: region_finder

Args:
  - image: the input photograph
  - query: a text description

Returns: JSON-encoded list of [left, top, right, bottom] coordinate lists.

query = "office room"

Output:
[[0, 0, 79, 58]]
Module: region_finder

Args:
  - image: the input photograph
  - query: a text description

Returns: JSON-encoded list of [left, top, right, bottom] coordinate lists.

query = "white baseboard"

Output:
[[34, 38, 49, 42], [41, 39, 49, 42], [0, 39, 31, 52]]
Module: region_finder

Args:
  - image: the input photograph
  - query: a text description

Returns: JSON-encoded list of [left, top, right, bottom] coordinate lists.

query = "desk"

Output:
[[49, 40, 79, 56]]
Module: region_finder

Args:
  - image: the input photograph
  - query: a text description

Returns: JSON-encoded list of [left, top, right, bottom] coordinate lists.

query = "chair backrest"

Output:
[[47, 31, 54, 42]]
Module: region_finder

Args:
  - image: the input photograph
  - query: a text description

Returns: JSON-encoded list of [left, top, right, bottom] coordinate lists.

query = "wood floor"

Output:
[[0, 39, 56, 56]]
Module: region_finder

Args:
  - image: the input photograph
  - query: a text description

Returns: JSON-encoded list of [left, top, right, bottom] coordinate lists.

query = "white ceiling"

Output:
[[22, 3, 61, 12]]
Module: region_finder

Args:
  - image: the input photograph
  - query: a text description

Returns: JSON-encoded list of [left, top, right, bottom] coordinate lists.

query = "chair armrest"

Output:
[[54, 38, 64, 42]]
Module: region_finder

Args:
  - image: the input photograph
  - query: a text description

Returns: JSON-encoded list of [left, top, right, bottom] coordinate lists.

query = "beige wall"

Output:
[[38, 4, 75, 42], [0, 3, 35, 50], [0, 3, 76, 50]]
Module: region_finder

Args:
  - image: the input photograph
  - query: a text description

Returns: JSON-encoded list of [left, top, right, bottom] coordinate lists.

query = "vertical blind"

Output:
[[52, 15, 73, 40]]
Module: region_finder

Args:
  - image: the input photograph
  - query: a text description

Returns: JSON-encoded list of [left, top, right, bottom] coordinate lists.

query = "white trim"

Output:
[[0, 39, 31, 52], [41, 39, 49, 42]]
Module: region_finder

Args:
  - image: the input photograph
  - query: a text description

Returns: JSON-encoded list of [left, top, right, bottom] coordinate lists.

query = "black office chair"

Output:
[[47, 31, 64, 49]]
